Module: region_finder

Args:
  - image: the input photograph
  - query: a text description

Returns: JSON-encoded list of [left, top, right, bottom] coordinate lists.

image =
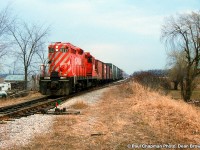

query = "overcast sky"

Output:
[[0, 0, 199, 74]]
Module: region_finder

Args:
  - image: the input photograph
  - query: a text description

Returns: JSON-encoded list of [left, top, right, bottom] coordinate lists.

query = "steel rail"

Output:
[[0, 79, 128, 121]]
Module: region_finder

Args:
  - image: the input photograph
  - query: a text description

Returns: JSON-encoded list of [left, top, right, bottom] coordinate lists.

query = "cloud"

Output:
[[14, 0, 164, 37], [91, 12, 163, 36]]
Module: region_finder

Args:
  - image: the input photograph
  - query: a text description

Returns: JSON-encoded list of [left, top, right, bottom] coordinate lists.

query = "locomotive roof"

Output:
[[48, 42, 84, 54], [49, 42, 80, 49]]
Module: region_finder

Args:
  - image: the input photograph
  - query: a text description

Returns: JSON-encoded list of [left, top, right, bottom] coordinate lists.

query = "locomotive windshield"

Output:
[[60, 48, 68, 53], [49, 48, 54, 53]]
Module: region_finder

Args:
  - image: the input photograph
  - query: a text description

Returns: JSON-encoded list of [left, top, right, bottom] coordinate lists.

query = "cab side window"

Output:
[[88, 57, 92, 63], [71, 49, 76, 54]]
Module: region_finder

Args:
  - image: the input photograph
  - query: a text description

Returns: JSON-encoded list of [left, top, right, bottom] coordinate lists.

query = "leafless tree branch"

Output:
[[8, 21, 50, 89], [161, 11, 200, 101]]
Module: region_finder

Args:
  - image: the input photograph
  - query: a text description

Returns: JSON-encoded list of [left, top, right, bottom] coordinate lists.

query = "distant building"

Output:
[[4, 75, 30, 90]]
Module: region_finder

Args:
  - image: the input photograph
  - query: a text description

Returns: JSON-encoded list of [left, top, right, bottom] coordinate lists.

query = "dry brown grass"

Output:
[[131, 82, 200, 144], [0, 92, 43, 107], [69, 100, 88, 109], [15, 81, 200, 150]]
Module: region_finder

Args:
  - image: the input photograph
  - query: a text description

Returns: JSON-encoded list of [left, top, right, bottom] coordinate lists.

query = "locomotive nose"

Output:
[[51, 81, 59, 90], [60, 65, 65, 72]]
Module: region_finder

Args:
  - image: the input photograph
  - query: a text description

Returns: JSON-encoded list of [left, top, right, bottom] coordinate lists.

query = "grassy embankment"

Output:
[[16, 79, 200, 150]]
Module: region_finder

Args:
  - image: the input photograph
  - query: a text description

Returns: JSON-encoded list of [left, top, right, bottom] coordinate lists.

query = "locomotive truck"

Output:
[[39, 42, 123, 96]]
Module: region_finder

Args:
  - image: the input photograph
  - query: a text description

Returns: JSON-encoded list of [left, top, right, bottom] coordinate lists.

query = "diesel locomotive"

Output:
[[39, 42, 123, 95]]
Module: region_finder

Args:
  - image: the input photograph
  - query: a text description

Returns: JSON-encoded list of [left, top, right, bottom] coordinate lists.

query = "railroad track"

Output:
[[0, 79, 129, 121], [0, 96, 66, 121], [0, 96, 50, 114]]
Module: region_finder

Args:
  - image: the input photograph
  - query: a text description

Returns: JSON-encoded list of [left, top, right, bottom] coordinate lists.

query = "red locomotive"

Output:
[[39, 42, 123, 95]]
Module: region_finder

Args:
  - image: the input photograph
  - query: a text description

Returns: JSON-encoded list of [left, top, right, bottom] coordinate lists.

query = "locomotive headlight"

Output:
[[60, 77, 66, 79], [44, 77, 50, 79], [55, 46, 59, 51]]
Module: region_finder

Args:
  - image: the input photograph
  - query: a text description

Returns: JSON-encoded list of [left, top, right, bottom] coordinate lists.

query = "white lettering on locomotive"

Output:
[[75, 58, 81, 65]]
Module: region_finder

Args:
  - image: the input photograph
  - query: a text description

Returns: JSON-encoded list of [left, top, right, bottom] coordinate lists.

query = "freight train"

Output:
[[39, 42, 123, 95]]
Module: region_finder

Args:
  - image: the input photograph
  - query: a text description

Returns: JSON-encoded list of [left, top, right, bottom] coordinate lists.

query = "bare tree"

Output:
[[167, 51, 187, 90], [0, 6, 13, 61], [36, 45, 49, 76], [36, 45, 48, 65], [8, 22, 49, 89], [161, 11, 200, 101]]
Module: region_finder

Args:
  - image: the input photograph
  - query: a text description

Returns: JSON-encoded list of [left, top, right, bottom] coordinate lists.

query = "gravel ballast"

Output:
[[58, 88, 109, 109], [0, 114, 54, 149], [0, 87, 109, 149]]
